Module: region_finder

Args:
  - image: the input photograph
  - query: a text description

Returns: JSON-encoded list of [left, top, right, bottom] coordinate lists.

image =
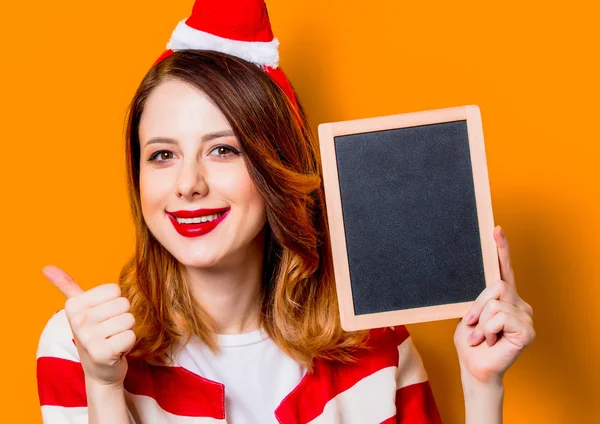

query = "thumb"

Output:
[[42, 265, 85, 299]]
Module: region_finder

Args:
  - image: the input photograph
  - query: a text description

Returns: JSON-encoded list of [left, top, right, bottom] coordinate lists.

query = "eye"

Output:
[[209, 145, 241, 158], [148, 150, 174, 162]]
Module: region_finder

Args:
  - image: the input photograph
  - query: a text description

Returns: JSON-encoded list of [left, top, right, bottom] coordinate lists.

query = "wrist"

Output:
[[459, 365, 504, 390], [85, 376, 125, 395], [460, 369, 504, 424], [461, 372, 504, 400], [84, 377, 132, 424]]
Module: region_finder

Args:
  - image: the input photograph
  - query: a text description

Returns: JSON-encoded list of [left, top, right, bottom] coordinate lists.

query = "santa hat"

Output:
[[155, 0, 298, 108]]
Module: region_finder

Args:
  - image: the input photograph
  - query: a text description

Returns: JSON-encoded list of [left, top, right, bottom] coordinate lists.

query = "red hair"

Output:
[[120, 50, 369, 370]]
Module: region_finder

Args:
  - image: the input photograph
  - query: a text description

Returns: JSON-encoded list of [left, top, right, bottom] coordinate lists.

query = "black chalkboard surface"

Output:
[[318, 106, 499, 331]]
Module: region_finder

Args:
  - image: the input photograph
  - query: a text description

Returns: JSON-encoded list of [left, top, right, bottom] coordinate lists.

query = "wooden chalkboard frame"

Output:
[[318, 105, 500, 331]]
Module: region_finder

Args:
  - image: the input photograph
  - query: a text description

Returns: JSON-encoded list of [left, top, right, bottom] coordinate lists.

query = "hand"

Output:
[[454, 226, 535, 386], [42, 265, 136, 388]]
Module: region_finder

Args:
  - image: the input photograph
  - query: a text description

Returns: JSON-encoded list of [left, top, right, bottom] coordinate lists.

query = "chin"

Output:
[[171, 248, 223, 269]]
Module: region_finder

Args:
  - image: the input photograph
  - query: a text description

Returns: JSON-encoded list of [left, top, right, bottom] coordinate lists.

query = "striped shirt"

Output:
[[37, 310, 442, 423]]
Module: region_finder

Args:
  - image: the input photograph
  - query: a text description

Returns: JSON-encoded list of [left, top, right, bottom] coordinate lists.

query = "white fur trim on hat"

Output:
[[166, 20, 280, 68]]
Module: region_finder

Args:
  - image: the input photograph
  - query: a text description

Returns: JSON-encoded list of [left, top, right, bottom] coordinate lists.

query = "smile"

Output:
[[167, 207, 230, 238], [174, 212, 226, 224]]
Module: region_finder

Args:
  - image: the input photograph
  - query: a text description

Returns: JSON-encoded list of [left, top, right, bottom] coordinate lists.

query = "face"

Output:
[[138, 78, 267, 268]]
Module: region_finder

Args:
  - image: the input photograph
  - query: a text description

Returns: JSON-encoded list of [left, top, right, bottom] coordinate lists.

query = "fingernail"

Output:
[[42, 266, 57, 278], [499, 227, 505, 238], [464, 312, 474, 324]]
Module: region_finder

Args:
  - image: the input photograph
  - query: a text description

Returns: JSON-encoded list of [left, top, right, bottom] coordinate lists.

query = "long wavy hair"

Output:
[[119, 50, 369, 370]]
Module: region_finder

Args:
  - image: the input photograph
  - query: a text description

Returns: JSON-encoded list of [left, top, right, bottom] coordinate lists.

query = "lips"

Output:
[[168, 207, 230, 219], [167, 207, 230, 238]]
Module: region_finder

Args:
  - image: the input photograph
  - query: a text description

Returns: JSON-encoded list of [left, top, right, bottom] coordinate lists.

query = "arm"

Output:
[[37, 309, 87, 423], [37, 310, 136, 424], [393, 326, 443, 424], [454, 226, 535, 424], [461, 372, 503, 424], [39, 265, 138, 424], [86, 380, 135, 424]]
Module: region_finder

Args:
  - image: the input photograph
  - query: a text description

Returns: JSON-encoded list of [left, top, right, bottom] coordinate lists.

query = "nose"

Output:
[[175, 159, 208, 200]]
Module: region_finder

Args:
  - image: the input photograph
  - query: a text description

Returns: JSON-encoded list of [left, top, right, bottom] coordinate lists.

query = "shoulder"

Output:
[[362, 325, 416, 361], [362, 326, 428, 384], [320, 325, 424, 376], [37, 309, 79, 362], [37, 310, 88, 413], [364, 327, 440, 422], [366, 325, 411, 348], [276, 327, 435, 422]]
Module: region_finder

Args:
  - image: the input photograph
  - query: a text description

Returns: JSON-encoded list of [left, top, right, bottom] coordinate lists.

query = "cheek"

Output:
[[139, 168, 172, 216], [212, 166, 265, 214]]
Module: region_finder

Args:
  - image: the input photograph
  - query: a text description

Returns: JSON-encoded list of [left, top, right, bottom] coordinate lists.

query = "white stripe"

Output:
[[308, 367, 397, 424], [37, 309, 79, 361], [127, 393, 226, 423], [396, 337, 428, 389], [41, 396, 227, 424], [41, 405, 139, 423], [41, 405, 87, 423], [36, 310, 182, 367], [166, 20, 280, 68]]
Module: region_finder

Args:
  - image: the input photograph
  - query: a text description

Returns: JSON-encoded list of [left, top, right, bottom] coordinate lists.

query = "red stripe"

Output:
[[395, 381, 442, 424], [37, 356, 225, 419], [275, 326, 410, 424], [37, 357, 87, 407], [125, 359, 225, 419]]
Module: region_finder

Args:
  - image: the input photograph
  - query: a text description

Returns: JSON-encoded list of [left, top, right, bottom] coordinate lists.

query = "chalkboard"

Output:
[[318, 106, 500, 331]]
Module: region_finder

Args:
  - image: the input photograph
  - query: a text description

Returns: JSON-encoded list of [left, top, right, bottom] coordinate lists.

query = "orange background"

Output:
[[1, 0, 598, 422]]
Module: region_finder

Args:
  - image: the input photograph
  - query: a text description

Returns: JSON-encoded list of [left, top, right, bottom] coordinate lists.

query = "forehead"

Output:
[[139, 78, 232, 140]]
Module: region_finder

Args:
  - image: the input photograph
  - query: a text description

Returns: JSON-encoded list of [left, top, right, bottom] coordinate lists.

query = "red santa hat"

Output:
[[155, 0, 298, 108]]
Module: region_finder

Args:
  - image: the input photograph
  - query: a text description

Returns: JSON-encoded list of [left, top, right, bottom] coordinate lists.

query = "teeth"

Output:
[[175, 212, 224, 224]]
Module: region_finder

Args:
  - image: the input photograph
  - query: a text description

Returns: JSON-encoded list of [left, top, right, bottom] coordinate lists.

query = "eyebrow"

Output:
[[144, 130, 235, 147]]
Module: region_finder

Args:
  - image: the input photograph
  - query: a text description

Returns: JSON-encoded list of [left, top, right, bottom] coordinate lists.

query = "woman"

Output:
[[36, 2, 535, 424]]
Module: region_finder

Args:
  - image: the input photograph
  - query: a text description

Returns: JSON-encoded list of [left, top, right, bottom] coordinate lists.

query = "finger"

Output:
[[494, 225, 516, 286], [98, 313, 135, 339], [463, 280, 520, 325], [106, 330, 137, 356], [521, 300, 534, 318], [470, 300, 533, 346], [69, 283, 122, 314], [87, 297, 131, 324], [43, 265, 84, 299], [480, 311, 535, 350], [86, 330, 136, 366]]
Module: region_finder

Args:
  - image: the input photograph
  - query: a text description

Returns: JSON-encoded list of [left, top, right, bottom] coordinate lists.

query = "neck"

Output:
[[184, 231, 265, 334]]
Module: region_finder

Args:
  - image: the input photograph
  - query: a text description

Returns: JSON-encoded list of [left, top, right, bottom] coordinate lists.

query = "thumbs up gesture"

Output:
[[42, 265, 136, 387]]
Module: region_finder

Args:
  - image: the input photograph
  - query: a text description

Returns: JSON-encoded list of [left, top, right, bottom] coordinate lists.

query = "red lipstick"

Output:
[[167, 207, 230, 238]]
